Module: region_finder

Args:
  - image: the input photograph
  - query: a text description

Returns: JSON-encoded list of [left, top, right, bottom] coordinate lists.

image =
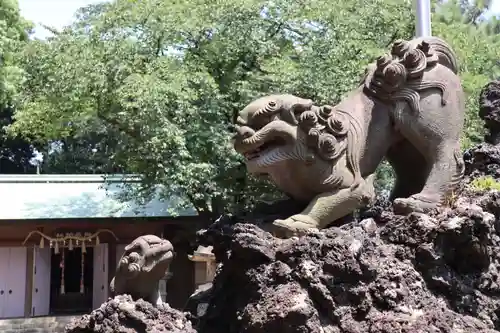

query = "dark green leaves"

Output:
[[8, 0, 500, 213]]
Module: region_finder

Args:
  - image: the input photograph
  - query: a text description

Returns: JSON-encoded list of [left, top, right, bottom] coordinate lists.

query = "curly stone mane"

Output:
[[363, 39, 452, 114], [296, 105, 363, 188]]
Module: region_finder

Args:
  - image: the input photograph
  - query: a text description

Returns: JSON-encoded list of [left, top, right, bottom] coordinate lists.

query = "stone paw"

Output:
[[271, 214, 319, 238], [393, 194, 440, 215]]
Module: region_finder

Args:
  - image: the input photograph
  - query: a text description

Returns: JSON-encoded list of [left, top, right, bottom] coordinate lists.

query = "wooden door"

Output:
[[92, 244, 108, 309], [4, 247, 27, 318], [0, 247, 8, 318], [31, 247, 51, 316]]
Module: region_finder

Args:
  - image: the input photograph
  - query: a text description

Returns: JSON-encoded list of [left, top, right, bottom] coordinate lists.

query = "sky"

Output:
[[17, 0, 500, 39], [18, 0, 110, 39], [491, 0, 500, 13], [491, 0, 500, 14]]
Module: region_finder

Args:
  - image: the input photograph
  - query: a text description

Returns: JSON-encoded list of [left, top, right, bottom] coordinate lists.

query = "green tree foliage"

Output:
[[7, 0, 500, 213], [0, 0, 31, 107], [9, 0, 414, 214], [0, 0, 37, 173]]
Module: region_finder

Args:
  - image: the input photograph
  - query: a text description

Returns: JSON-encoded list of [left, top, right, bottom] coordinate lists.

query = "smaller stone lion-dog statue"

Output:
[[233, 37, 465, 236], [110, 235, 174, 306]]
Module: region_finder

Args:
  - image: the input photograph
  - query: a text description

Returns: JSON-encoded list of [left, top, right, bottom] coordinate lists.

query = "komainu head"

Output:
[[117, 235, 173, 280], [110, 235, 174, 302], [233, 94, 361, 195], [233, 94, 313, 174]]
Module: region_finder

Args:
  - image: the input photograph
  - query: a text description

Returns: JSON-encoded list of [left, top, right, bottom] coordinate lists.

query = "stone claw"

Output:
[[393, 194, 440, 215], [271, 214, 319, 238]]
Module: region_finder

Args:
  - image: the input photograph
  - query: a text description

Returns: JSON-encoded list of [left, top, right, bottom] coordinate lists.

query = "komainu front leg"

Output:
[[272, 174, 376, 237]]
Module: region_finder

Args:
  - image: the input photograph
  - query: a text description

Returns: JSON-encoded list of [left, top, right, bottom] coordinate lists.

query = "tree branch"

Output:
[[155, 33, 164, 57], [185, 191, 212, 217]]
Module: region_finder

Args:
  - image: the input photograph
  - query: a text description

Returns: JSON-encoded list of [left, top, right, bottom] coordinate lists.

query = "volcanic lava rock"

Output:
[[65, 295, 196, 333], [464, 143, 500, 179], [194, 198, 500, 332], [463, 80, 500, 180], [479, 80, 500, 145]]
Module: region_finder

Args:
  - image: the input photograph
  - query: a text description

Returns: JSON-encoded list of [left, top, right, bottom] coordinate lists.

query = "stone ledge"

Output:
[[0, 315, 79, 333]]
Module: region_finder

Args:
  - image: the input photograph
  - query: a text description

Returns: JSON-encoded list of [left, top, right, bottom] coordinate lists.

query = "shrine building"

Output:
[[0, 174, 209, 321]]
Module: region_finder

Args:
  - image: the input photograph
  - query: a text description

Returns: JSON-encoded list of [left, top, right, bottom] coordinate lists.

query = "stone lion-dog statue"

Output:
[[110, 235, 174, 305], [232, 37, 465, 235]]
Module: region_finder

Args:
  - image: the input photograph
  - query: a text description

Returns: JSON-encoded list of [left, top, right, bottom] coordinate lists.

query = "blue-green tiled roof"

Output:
[[0, 175, 197, 220]]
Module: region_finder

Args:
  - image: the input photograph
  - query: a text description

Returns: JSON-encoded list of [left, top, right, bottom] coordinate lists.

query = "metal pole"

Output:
[[415, 0, 432, 37]]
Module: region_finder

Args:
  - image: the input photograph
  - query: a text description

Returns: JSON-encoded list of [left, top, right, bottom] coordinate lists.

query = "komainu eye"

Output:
[[129, 252, 140, 262]]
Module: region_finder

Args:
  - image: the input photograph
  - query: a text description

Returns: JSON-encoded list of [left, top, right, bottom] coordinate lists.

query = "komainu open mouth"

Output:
[[243, 138, 286, 161]]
